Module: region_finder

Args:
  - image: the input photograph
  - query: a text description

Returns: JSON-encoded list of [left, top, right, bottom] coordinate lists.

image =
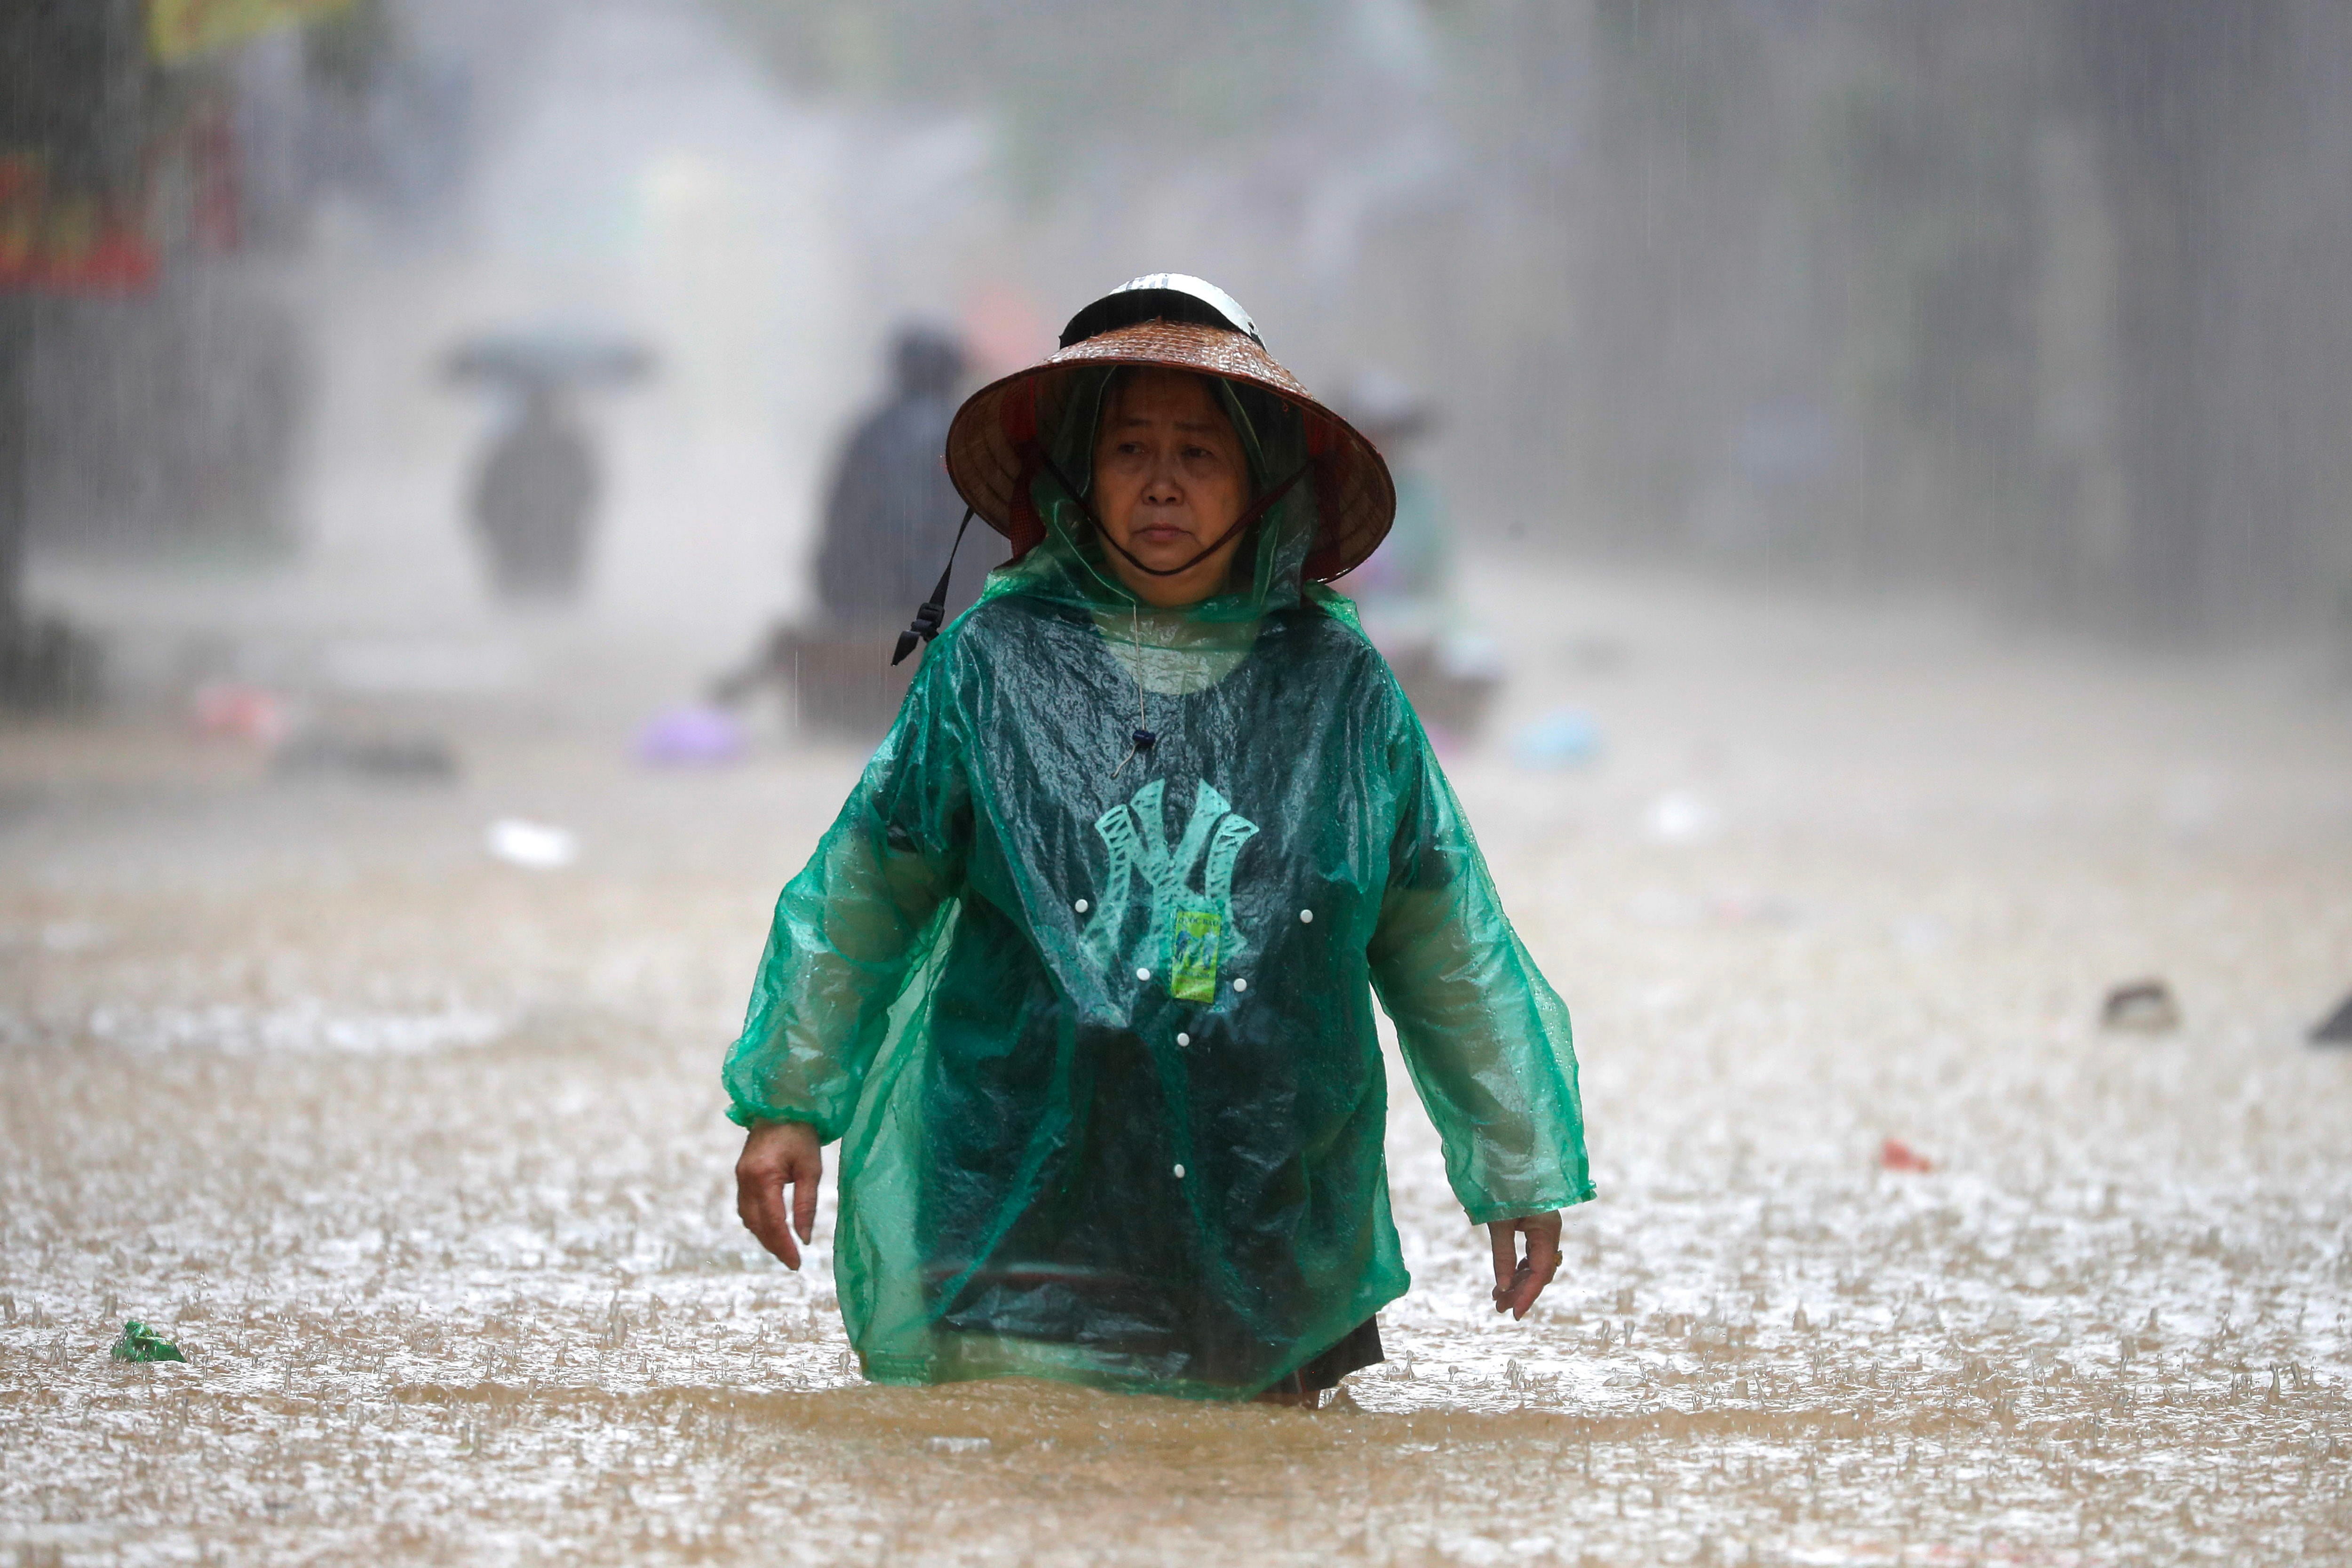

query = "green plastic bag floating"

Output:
[[110, 1320, 185, 1363]]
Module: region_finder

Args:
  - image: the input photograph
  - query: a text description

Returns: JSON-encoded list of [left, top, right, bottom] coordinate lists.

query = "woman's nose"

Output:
[[1141, 455, 1183, 504]]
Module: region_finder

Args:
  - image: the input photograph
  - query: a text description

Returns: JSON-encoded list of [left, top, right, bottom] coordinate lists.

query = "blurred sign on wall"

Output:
[[148, 0, 354, 64], [0, 155, 158, 295]]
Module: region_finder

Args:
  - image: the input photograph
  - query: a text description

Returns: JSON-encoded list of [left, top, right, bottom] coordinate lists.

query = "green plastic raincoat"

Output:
[[723, 367, 1592, 1399]]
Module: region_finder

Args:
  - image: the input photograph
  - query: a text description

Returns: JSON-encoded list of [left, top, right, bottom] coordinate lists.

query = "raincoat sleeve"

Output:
[[722, 648, 969, 1141], [1367, 705, 1594, 1224]]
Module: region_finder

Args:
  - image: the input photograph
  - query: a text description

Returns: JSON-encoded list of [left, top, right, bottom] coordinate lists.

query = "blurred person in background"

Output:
[[1336, 372, 1448, 607], [813, 322, 969, 625], [1335, 372, 1502, 743], [469, 382, 598, 603], [710, 323, 973, 730], [724, 275, 1591, 1407]]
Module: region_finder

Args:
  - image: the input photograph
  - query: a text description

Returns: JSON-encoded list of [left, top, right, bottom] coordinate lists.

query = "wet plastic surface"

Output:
[[4, 564, 2351, 1563], [726, 373, 1586, 1398]]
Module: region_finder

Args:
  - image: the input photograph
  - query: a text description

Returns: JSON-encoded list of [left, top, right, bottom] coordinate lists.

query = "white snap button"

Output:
[[1232, 978, 1247, 992], [1136, 967, 1152, 981], [1075, 898, 1089, 914], [1173, 1163, 1185, 1178], [1299, 908, 1313, 923], [1176, 1032, 1190, 1047]]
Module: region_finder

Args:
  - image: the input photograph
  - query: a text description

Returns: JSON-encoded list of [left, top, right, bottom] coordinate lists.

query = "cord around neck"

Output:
[[1036, 448, 1311, 584]]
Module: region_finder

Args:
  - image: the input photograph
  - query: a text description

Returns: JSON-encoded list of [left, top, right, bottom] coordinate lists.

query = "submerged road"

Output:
[[3, 560, 2350, 1564]]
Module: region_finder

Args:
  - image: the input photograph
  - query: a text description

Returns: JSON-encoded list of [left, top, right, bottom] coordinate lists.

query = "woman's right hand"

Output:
[[1487, 1211, 1563, 1320], [736, 1120, 824, 1269]]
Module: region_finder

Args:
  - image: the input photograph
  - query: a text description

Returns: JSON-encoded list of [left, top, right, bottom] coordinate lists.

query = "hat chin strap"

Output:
[[1036, 449, 1311, 581], [891, 506, 976, 666], [888, 453, 1312, 667]]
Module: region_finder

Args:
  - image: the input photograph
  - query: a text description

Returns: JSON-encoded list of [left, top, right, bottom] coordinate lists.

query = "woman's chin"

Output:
[[1122, 541, 1201, 573]]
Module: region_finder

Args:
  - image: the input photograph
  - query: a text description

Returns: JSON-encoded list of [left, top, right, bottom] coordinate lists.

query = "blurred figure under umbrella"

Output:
[[470, 383, 596, 601], [712, 322, 977, 732], [444, 330, 653, 604]]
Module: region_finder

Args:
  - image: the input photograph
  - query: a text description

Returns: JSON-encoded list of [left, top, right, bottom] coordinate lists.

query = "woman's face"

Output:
[[1090, 368, 1251, 608]]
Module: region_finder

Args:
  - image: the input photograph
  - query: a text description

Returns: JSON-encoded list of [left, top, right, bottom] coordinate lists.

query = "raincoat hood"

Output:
[[979, 362, 1324, 625]]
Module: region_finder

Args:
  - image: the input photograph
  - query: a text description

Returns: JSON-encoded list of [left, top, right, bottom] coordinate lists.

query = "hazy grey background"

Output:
[[11, 0, 2352, 685]]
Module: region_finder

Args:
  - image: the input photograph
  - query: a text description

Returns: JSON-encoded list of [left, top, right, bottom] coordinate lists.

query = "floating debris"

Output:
[[1880, 1138, 1933, 1173], [1510, 708, 1604, 771], [275, 730, 460, 782], [634, 705, 747, 767], [2310, 990, 2352, 1045], [1643, 788, 1721, 845], [191, 682, 294, 746], [109, 1321, 184, 1363], [485, 819, 578, 870], [2102, 978, 2181, 1033]]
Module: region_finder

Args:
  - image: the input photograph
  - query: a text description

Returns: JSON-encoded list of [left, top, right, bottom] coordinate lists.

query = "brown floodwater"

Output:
[[3, 565, 2350, 1564]]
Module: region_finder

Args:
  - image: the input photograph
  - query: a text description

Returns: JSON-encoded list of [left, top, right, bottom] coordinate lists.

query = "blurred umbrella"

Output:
[[441, 331, 656, 392]]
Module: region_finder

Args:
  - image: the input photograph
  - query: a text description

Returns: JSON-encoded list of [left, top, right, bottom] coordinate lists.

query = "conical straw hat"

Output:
[[945, 275, 1396, 582]]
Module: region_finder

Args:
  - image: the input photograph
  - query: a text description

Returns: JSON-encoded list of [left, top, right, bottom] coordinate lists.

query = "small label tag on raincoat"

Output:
[[1168, 908, 1223, 1002]]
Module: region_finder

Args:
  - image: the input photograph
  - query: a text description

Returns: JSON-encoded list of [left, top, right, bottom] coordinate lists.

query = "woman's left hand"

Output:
[[1487, 1212, 1562, 1320]]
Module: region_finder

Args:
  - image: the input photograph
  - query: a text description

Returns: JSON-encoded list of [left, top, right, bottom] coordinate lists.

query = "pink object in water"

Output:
[[1880, 1137, 1933, 1173], [191, 683, 291, 746]]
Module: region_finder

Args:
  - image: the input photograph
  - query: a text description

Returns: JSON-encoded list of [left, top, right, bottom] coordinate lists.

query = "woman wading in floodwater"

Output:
[[724, 276, 1592, 1404]]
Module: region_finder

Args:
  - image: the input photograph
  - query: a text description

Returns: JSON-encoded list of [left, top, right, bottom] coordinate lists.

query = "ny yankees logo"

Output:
[[1080, 779, 1259, 1002]]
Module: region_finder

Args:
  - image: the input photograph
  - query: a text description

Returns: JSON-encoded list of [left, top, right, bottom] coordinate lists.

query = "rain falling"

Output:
[[3, 2, 2350, 1564]]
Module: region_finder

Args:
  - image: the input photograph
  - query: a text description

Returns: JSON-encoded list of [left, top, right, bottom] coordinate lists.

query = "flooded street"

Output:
[[4, 562, 2349, 1565], [5, 0, 2351, 1560]]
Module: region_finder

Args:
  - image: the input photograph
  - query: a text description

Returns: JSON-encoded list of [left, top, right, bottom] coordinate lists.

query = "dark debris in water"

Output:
[[2100, 977, 2181, 1034]]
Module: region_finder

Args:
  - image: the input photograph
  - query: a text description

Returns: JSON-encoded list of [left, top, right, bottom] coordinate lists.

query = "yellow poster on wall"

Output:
[[149, 0, 355, 63]]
